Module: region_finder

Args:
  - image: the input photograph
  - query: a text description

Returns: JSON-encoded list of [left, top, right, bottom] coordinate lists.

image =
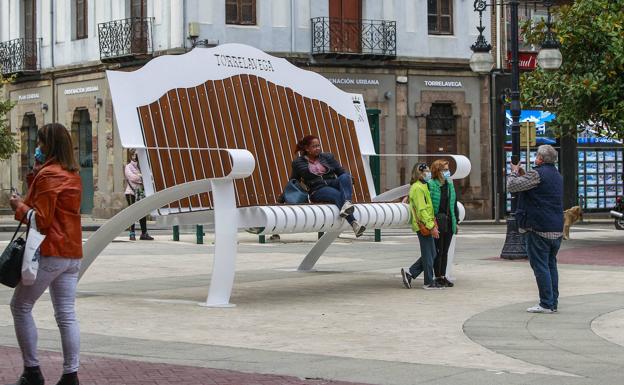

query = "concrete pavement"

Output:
[[1, 223, 623, 384]]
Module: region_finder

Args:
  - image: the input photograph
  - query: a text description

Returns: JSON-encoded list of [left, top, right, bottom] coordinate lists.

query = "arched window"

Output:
[[71, 108, 94, 213]]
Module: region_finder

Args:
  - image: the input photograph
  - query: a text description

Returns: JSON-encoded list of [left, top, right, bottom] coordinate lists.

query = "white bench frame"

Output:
[[80, 44, 471, 307]]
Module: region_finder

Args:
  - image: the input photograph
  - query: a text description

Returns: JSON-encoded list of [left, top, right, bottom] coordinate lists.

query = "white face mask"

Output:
[[442, 170, 451, 178], [424, 172, 432, 181]]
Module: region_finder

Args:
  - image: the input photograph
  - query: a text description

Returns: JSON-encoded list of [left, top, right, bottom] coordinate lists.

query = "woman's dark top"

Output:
[[290, 153, 346, 195], [439, 183, 452, 229]]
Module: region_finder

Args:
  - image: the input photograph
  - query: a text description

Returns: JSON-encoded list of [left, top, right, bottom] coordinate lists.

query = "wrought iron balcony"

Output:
[[0, 38, 41, 75], [311, 17, 396, 59], [98, 17, 153, 61]]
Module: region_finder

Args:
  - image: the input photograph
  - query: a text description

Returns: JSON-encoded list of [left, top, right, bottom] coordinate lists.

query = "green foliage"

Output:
[[0, 74, 18, 161], [520, 0, 624, 139]]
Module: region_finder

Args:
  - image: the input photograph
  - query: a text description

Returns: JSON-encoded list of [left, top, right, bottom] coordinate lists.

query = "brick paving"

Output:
[[0, 346, 372, 385]]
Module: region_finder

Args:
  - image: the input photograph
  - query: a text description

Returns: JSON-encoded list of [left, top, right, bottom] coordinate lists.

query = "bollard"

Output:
[[173, 225, 180, 241], [375, 229, 381, 242], [259, 235, 266, 244], [196, 225, 204, 244]]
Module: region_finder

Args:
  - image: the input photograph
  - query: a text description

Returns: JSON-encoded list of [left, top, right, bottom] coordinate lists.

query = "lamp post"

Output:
[[470, 0, 562, 259]]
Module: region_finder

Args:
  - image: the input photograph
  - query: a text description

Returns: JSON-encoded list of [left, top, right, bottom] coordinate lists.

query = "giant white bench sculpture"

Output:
[[80, 44, 470, 307]]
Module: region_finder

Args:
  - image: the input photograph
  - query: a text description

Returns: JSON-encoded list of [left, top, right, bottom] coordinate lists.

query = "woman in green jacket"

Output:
[[428, 159, 459, 288], [400, 163, 444, 290]]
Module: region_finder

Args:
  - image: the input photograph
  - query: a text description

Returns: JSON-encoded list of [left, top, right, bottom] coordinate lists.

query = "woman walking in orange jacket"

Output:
[[9, 123, 83, 385]]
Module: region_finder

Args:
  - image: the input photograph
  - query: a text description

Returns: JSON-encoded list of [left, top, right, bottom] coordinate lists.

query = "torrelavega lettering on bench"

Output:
[[214, 54, 275, 72]]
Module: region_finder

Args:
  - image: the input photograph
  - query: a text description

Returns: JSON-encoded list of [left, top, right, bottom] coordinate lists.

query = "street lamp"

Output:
[[470, 0, 562, 259]]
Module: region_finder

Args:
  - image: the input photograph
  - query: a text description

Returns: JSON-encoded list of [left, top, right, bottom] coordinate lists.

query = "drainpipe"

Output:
[[50, 0, 54, 67], [290, 0, 295, 53], [50, 0, 56, 123], [496, 1, 501, 68], [183, 0, 187, 49]]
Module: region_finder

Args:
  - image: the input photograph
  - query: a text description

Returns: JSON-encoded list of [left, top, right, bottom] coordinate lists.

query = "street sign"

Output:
[[520, 122, 537, 147]]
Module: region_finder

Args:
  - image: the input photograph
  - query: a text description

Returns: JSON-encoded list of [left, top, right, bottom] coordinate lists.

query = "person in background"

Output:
[[124, 150, 153, 241], [428, 159, 459, 288], [290, 135, 366, 237], [8, 123, 83, 385], [401, 163, 444, 290], [507, 145, 564, 313]]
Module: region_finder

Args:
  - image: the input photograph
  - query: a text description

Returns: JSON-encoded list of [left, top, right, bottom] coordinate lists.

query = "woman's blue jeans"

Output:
[[409, 233, 436, 285], [525, 231, 561, 310], [310, 173, 356, 224], [10, 255, 81, 374]]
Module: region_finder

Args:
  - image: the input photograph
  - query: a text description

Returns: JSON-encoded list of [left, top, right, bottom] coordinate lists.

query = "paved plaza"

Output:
[[1, 221, 623, 384]]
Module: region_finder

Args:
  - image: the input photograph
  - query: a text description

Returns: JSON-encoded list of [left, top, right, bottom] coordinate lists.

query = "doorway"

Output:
[[329, 0, 362, 53], [129, 0, 149, 53], [22, 0, 37, 70], [71, 108, 94, 214], [426, 103, 457, 154], [19, 113, 37, 194]]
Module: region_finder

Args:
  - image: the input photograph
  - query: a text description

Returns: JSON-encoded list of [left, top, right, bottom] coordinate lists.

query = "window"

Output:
[[75, 0, 88, 39], [427, 103, 456, 135], [427, 0, 453, 35], [226, 0, 256, 25]]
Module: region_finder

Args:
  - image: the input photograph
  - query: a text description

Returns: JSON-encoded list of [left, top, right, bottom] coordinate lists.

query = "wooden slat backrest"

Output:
[[108, 44, 376, 214], [136, 75, 371, 210]]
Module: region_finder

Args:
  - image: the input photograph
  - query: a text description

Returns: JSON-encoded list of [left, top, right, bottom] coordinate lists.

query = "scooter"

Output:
[[611, 195, 624, 230]]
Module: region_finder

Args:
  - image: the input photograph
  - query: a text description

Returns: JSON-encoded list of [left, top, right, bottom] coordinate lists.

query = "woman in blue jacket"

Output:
[[290, 135, 365, 237]]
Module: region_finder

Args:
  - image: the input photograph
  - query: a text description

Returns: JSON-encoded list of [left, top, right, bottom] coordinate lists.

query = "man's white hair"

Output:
[[537, 145, 558, 164]]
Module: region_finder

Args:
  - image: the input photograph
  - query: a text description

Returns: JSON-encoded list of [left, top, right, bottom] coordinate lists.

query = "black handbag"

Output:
[[0, 212, 30, 288]]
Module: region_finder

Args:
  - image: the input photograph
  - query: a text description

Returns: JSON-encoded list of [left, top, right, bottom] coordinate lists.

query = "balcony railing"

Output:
[[0, 38, 41, 75], [311, 17, 396, 59], [98, 17, 153, 61]]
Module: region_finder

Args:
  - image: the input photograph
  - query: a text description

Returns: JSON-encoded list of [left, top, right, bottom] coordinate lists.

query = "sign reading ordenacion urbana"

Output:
[[214, 54, 275, 72], [64, 86, 100, 95], [424, 80, 463, 88]]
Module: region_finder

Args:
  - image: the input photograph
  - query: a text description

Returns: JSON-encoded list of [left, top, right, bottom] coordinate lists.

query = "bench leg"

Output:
[[297, 231, 341, 271], [201, 179, 238, 307]]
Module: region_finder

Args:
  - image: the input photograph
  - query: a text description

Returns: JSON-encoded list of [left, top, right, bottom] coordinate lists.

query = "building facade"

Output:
[[0, 0, 493, 219]]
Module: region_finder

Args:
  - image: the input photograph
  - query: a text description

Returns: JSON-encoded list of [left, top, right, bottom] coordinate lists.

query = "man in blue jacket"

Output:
[[507, 145, 564, 314]]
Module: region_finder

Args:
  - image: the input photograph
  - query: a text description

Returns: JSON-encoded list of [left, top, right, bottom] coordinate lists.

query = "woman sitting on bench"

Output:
[[291, 135, 366, 237]]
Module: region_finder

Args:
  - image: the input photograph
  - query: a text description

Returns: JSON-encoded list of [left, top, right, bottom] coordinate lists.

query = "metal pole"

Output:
[[500, 0, 527, 259]]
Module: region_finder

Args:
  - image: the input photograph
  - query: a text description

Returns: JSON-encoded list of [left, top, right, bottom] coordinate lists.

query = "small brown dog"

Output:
[[563, 206, 583, 240]]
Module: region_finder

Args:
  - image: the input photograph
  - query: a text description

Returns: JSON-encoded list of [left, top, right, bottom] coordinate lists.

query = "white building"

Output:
[[0, 0, 493, 218]]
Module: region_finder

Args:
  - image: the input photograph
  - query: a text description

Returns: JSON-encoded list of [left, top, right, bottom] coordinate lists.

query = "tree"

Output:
[[520, 0, 624, 139], [0, 74, 18, 161]]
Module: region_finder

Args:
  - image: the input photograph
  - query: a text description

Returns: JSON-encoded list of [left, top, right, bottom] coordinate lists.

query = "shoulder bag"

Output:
[[0, 211, 31, 288], [281, 179, 309, 204]]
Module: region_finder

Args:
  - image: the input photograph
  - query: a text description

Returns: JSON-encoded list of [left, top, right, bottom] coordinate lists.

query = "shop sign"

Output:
[[423, 80, 463, 88], [64, 86, 99, 95], [17, 93, 40, 101], [506, 51, 538, 70], [328, 77, 380, 86]]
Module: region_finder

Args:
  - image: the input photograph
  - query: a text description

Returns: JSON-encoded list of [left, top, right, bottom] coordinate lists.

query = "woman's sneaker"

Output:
[[526, 304, 555, 313], [400, 268, 412, 289], [351, 221, 366, 237], [140, 233, 154, 240], [340, 201, 355, 217], [423, 282, 445, 290]]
